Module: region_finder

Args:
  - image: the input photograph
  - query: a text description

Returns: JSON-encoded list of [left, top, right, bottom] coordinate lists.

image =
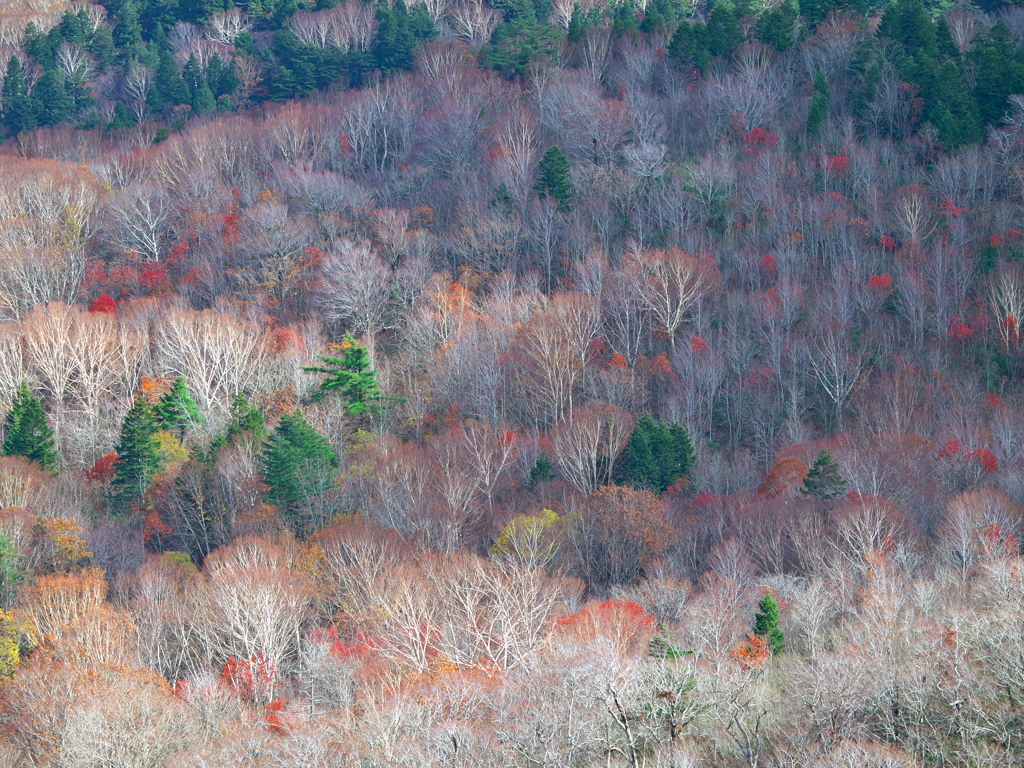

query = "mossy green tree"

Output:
[[801, 449, 847, 501], [754, 588, 786, 655], [535, 145, 573, 212], [3, 382, 57, 471], [110, 397, 162, 514], [261, 410, 339, 534]]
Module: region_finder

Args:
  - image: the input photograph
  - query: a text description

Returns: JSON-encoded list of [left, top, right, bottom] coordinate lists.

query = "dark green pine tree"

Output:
[[374, 0, 436, 73], [87, 24, 117, 68], [935, 16, 961, 61], [617, 415, 695, 495], [110, 397, 162, 513], [3, 57, 38, 135], [528, 449, 555, 490], [271, 28, 317, 100], [878, 0, 936, 59], [801, 449, 847, 501], [753, 588, 786, 655], [227, 393, 267, 441], [303, 334, 391, 416], [934, 60, 981, 148], [969, 26, 1021, 128], [206, 393, 266, 465], [58, 8, 90, 44], [154, 376, 202, 439], [3, 382, 57, 471], [666, 20, 711, 72], [619, 417, 657, 490], [535, 145, 573, 212], [154, 48, 190, 108], [755, 0, 797, 53], [705, 4, 741, 60], [668, 422, 696, 487], [34, 69, 72, 126], [195, 78, 220, 115], [261, 410, 338, 523], [140, 0, 182, 33], [485, 14, 561, 78], [22, 23, 55, 69], [806, 70, 830, 137], [112, 0, 144, 52]]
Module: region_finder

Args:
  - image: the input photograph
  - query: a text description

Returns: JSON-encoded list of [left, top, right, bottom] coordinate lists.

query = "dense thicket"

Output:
[[0, 0, 1023, 765]]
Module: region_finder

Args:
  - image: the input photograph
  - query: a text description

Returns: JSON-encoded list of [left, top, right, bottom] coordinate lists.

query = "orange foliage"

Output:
[[758, 457, 809, 498], [554, 600, 658, 654], [138, 377, 174, 405], [733, 633, 771, 670], [221, 652, 278, 702]]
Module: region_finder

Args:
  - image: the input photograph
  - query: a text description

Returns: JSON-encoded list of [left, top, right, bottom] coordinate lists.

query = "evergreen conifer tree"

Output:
[[155, 48, 190, 107], [154, 376, 202, 439], [227, 393, 267, 441], [3, 57, 37, 135], [88, 24, 117, 68], [806, 70, 830, 136], [303, 334, 391, 416], [755, 0, 797, 52], [706, 4, 741, 59], [801, 449, 847, 500], [113, 0, 143, 52], [22, 23, 54, 68], [59, 8, 89, 43], [617, 415, 695, 494], [3, 382, 57, 471], [34, 70, 71, 126], [261, 410, 338, 521], [754, 588, 786, 655], [667, 20, 711, 71], [528, 450, 555, 489], [535, 145, 573, 212], [485, 15, 561, 77], [110, 397, 162, 513]]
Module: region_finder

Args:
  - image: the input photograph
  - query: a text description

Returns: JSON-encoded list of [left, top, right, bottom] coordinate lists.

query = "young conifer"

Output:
[[3, 382, 57, 471]]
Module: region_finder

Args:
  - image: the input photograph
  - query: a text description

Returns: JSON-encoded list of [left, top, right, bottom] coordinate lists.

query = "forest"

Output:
[[0, 0, 1022, 764]]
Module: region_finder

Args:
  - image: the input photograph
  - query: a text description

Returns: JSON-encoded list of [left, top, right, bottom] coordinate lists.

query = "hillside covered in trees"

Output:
[[1, 0, 1024, 764]]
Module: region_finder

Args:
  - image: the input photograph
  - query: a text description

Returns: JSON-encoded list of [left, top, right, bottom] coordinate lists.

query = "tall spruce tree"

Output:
[[535, 145, 573, 212], [227, 393, 267, 441], [110, 397, 162, 513], [806, 70, 830, 136], [667, 20, 711, 71], [261, 410, 338, 530], [303, 334, 390, 416], [3, 57, 37, 135], [154, 376, 202, 439], [34, 70, 71, 126], [801, 449, 847, 501], [3, 382, 57, 471], [112, 0, 143, 52], [754, 588, 786, 655], [617, 415, 695, 494]]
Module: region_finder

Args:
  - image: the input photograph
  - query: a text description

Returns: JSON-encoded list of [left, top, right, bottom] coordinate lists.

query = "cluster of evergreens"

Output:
[[3, 0, 1023, 150]]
